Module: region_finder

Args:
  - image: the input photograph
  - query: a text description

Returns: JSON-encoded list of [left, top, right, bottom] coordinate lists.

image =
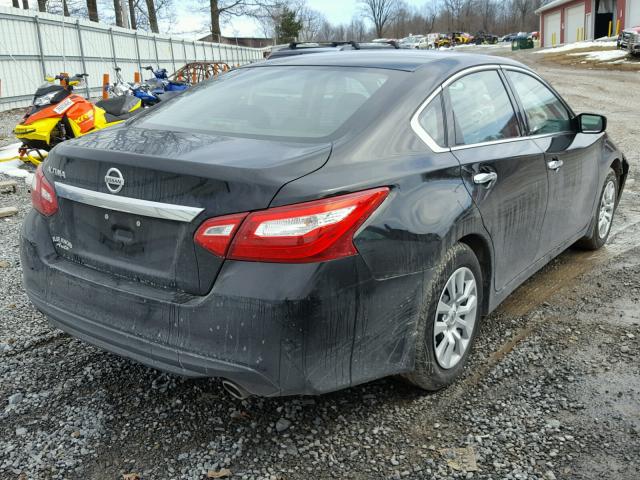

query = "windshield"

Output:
[[138, 66, 391, 140]]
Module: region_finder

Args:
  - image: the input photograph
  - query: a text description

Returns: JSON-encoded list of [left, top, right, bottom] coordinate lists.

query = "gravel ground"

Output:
[[0, 109, 25, 149], [1, 53, 639, 480]]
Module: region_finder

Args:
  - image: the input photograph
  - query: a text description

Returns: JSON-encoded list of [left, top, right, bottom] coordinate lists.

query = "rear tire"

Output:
[[576, 169, 618, 250], [403, 243, 483, 391]]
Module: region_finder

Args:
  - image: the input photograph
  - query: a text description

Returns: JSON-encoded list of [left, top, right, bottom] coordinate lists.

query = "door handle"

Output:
[[547, 159, 564, 171], [473, 172, 498, 185]]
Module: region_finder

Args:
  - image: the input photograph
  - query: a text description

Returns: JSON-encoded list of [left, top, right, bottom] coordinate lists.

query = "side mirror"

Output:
[[577, 113, 606, 134]]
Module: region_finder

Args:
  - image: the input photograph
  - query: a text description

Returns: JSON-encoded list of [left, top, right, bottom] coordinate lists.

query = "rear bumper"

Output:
[[21, 210, 427, 396], [28, 292, 278, 393]]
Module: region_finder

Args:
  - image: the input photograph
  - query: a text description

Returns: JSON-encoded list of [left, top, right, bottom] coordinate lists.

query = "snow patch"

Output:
[[0, 142, 32, 178], [535, 40, 618, 53], [568, 49, 629, 61]]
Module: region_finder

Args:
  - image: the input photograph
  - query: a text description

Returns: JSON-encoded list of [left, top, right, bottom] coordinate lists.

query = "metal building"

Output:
[[536, 0, 640, 47]]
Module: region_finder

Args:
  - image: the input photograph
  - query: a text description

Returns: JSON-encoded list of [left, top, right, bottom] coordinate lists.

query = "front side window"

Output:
[[137, 66, 391, 140], [418, 93, 446, 147], [447, 70, 520, 146], [506, 71, 572, 135]]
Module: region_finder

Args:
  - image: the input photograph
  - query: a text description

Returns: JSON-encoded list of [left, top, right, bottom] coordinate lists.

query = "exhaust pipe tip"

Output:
[[222, 379, 251, 400]]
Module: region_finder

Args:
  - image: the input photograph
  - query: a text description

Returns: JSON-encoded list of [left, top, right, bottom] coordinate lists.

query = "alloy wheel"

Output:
[[433, 267, 478, 369], [598, 180, 616, 239]]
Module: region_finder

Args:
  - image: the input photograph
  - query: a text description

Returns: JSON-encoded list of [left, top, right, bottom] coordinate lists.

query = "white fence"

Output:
[[0, 6, 264, 111]]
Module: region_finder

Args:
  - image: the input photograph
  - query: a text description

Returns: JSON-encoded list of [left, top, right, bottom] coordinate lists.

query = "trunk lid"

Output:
[[47, 126, 331, 295]]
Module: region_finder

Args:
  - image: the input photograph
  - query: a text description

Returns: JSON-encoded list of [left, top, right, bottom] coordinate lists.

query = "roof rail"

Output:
[[288, 41, 359, 49]]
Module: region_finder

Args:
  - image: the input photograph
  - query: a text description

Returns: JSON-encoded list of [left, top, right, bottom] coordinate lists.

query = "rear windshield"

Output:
[[138, 66, 391, 140]]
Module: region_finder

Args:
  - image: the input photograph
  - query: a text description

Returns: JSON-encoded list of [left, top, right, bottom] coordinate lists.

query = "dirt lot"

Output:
[[535, 46, 640, 71], [1, 50, 639, 480]]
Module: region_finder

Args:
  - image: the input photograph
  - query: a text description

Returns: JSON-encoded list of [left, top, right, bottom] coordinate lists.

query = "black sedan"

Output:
[[22, 51, 628, 398]]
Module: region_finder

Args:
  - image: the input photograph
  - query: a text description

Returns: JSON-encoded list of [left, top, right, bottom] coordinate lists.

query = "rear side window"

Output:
[[138, 66, 390, 140], [506, 71, 572, 135], [418, 93, 446, 147], [447, 70, 520, 146]]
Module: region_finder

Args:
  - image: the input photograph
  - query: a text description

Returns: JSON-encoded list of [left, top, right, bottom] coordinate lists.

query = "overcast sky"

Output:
[[0, 0, 429, 38]]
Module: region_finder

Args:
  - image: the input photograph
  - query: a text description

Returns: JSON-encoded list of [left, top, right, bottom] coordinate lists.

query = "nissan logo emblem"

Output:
[[104, 168, 124, 194]]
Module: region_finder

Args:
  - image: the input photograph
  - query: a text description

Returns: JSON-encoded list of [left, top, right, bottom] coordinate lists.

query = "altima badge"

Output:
[[104, 168, 124, 194]]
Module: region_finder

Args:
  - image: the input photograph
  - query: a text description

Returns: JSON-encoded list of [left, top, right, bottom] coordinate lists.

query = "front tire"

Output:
[[403, 243, 483, 391], [577, 169, 618, 250]]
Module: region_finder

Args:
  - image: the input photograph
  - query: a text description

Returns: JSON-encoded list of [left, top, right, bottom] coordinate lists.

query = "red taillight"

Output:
[[194, 212, 247, 257], [194, 187, 389, 263], [31, 165, 58, 216]]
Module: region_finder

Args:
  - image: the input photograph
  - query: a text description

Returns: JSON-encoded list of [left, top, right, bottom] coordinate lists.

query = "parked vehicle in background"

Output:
[[108, 67, 185, 108], [619, 26, 640, 53], [142, 65, 190, 94], [108, 67, 159, 107], [21, 51, 628, 398], [474, 32, 499, 45], [451, 32, 474, 45], [13, 73, 141, 154], [501, 33, 518, 42], [399, 35, 424, 49], [435, 34, 453, 48], [418, 33, 444, 49]]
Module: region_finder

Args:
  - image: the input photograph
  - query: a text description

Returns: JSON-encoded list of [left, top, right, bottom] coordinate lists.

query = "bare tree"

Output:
[[390, 1, 410, 38], [129, 0, 137, 29], [442, 0, 463, 30], [22, 0, 29, 9], [63, 0, 70, 15], [348, 17, 368, 41], [511, 0, 541, 31], [297, 6, 325, 41], [359, 0, 398, 38], [114, 0, 124, 26], [205, 0, 281, 39], [12, 0, 20, 8], [87, 0, 99, 21], [477, 0, 496, 32], [423, 0, 439, 33], [37, 0, 46, 11], [145, 0, 159, 32], [136, 0, 174, 32]]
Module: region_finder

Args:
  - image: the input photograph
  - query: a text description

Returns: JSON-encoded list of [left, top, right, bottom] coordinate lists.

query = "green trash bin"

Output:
[[511, 37, 534, 50]]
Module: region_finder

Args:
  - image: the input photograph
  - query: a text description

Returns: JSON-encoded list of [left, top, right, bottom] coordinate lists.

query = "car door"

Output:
[[446, 68, 549, 291], [503, 68, 600, 254]]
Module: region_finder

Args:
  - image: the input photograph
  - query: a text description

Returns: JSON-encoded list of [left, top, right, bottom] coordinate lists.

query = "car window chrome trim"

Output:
[[54, 182, 204, 222], [411, 64, 503, 152], [441, 64, 502, 88], [410, 85, 448, 153], [450, 135, 529, 151], [411, 63, 577, 152], [499, 65, 545, 82]]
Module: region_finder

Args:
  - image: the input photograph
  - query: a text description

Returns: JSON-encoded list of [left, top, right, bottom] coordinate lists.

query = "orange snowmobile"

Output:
[[12, 73, 142, 165]]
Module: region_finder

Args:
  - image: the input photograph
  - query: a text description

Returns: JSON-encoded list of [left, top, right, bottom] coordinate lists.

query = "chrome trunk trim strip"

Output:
[[55, 182, 204, 222]]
